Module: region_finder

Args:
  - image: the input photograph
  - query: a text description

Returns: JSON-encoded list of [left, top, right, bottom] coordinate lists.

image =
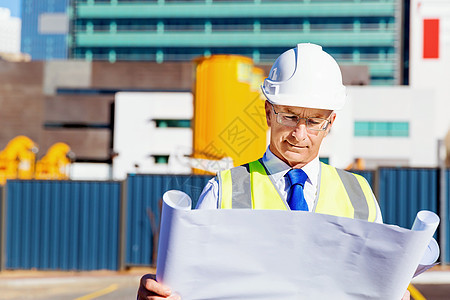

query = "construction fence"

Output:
[[0, 168, 448, 271]]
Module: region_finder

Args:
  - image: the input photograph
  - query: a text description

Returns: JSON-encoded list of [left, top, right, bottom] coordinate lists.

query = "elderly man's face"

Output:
[[265, 101, 336, 169]]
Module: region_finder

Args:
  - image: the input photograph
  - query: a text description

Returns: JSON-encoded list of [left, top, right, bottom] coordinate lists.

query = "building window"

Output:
[[153, 155, 169, 164], [354, 121, 409, 137], [319, 157, 329, 164], [154, 119, 191, 128]]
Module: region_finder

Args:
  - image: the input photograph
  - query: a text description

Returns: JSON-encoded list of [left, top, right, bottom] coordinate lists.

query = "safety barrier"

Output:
[[0, 168, 448, 271]]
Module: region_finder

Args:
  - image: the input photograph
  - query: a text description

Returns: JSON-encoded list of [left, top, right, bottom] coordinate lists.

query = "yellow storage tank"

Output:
[[193, 55, 267, 174]]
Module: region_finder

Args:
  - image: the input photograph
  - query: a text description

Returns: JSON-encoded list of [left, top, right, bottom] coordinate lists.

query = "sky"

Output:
[[0, 0, 21, 18]]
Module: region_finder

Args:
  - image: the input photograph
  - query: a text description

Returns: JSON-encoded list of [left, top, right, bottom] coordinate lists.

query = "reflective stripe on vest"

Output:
[[217, 160, 377, 221]]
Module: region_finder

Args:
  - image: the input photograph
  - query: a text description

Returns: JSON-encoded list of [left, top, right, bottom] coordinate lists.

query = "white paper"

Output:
[[156, 190, 440, 300]]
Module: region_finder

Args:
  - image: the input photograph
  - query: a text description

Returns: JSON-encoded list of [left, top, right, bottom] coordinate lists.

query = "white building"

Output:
[[0, 8, 21, 54], [322, 86, 436, 169], [112, 92, 193, 180], [110, 86, 439, 179], [410, 0, 450, 141]]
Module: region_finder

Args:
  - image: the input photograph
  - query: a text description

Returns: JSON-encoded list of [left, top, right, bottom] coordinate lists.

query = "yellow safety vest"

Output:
[[217, 159, 378, 222]]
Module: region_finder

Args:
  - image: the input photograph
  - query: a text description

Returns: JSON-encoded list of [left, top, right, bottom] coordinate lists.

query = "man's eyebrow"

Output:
[[278, 106, 331, 118], [284, 108, 298, 114], [284, 109, 326, 118]]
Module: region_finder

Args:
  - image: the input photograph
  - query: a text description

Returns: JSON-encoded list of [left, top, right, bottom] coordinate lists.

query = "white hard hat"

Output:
[[261, 43, 346, 110]]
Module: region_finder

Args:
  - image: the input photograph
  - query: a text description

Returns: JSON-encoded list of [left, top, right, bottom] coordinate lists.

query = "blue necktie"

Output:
[[286, 169, 309, 211]]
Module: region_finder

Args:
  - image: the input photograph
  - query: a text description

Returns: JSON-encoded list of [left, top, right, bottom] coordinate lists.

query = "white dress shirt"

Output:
[[196, 147, 382, 223]]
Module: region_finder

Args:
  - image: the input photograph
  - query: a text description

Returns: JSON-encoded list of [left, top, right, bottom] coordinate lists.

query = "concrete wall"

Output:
[[91, 61, 193, 90], [43, 60, 92, 95], [0, 61, 44, 145], [0, 60, 195, 166]]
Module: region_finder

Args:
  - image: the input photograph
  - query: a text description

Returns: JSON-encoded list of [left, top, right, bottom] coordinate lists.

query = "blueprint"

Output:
[[156, 190, 440, 300]]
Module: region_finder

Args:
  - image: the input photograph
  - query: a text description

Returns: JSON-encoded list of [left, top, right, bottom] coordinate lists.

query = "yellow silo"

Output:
[[192, 55, 267, 174]]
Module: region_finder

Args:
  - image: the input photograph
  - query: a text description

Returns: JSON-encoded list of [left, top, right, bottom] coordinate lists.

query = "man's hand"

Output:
[[137, 274, 180, 300], [402, 290, 411, 300]]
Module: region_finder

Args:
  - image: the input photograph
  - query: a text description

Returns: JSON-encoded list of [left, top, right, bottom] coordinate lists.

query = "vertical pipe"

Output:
[[118, 179, 128, 271], [373, 167, 380, 205], [0, 185, 6, 271], [438, 139, 447, 264], [395, 0, 404, 84]]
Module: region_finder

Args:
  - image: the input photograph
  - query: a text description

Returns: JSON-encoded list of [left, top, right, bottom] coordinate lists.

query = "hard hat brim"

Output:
[[260, 85, 346, 111]]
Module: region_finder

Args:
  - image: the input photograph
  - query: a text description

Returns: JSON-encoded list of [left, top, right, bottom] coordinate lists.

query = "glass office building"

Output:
[[70, 0, 403, 85], [21, 0, 70, 60]]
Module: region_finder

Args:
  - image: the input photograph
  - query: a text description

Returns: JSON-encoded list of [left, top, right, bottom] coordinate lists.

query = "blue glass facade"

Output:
[[70, 0, 403, 85], [21, 0, 69, 60]]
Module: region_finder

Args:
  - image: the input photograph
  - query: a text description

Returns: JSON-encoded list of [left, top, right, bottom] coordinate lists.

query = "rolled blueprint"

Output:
[[411, 210, 440, 232], [162, 190, 192, 211], [156, 190, 192, 282], [411, 210, 440, 277]]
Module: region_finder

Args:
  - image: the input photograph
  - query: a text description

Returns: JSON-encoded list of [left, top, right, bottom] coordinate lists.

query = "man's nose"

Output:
[[292, 119, 308, 140]]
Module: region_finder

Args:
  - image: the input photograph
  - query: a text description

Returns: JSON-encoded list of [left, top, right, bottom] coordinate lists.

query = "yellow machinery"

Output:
[[192, 55, 267, 174], [0, 136, 74, 183], [35, 142, 74, 180], [0, 136, 39, 185], [345, 158, 366, 171]]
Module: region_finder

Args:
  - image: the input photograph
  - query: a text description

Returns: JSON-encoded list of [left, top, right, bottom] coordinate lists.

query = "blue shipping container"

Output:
[[5, 180, 121, 270], [126, 174, 212, 266], [378, 168, 439, 228]]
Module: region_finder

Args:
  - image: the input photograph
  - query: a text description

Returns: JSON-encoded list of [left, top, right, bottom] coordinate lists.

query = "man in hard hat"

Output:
[[137, 43, 410, 300]]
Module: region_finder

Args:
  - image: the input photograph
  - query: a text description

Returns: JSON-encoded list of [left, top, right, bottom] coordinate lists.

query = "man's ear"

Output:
[[324, 112, 336, 137], [265, 101, 272, 127]]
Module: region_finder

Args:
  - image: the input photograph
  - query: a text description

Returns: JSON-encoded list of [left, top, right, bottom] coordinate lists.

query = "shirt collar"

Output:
[[262, 146, 320, 186]]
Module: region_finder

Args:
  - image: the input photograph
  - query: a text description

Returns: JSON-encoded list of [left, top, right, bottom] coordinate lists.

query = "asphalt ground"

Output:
[[1, 266, 450, 299], [411, 266, 450, 300], [0, 268, 153, 300]]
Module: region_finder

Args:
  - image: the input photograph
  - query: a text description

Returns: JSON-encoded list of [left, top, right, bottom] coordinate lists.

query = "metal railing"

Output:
[[72, 23, 395, 33]]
